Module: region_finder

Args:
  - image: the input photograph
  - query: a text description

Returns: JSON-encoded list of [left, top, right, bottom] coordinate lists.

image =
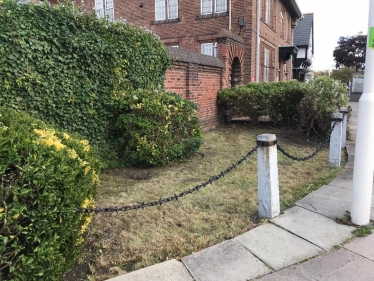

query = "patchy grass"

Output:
[[352, 224, 374, 237], [65, 123, 345, 281]]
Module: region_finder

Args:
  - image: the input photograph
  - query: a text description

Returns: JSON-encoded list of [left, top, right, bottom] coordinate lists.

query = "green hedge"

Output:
[[217, 78, 348, 136], [114, 90, 203, 166], [0, 0, 171, 147], [0, 107, 99, 280], [217, 80, 303, 125]]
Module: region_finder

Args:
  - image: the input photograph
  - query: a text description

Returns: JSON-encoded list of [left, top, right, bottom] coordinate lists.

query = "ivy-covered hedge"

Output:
[[0, 107, 99, 280], [217, 78, 348, 136], [114, 90, 203, 166], [0, 0, 171, 147]]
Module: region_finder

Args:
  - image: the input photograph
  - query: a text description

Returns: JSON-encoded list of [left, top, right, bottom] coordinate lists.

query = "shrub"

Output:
[[297, 76, 348, 136], [0, 107, 99, 280], [217, 80, 303, 125], [0, 0, 171, 153], [114, 90, 203, 166]]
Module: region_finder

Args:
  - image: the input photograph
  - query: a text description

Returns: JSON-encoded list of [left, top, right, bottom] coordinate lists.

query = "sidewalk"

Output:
[[107, 102, 374, 281]]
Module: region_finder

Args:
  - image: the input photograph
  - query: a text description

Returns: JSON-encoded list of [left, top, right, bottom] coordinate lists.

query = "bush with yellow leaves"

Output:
[[0, 107, 99, 280]]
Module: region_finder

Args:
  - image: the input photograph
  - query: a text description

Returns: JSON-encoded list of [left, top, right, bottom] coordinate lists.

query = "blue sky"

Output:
[[295, 0, 370, 70]]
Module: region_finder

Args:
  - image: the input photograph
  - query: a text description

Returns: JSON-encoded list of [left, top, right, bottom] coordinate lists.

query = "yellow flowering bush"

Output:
[[0, 107, 100, 280]]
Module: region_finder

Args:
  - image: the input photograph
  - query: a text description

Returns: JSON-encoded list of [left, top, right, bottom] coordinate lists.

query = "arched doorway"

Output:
[[230, 57, 241, 88]]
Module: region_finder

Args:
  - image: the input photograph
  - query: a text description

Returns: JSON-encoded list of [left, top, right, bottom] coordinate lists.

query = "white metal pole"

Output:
[[351, 0, 374, 225], [255, 0, 261, 82]]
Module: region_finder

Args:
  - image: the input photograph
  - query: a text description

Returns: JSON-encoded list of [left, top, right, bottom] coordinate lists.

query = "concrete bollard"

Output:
[[340, 107, 349, 149], [257, 134, 280, 219], [329, 113, 343, 167]]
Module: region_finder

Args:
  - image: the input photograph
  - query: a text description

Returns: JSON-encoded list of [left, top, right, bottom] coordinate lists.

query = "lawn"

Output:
[[65, 122, 345, 281]]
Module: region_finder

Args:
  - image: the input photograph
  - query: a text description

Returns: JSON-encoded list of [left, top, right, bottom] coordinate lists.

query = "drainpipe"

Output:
[[229, 0, 232, 31], [255, 0, 261, 82]]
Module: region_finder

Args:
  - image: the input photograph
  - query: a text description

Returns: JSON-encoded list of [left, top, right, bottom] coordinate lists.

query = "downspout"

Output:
[[255, 0, 261, 82], [229, 0, 232, 31]]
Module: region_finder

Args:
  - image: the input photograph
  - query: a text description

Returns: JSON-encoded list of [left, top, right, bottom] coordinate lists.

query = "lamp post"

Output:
[[351, 0, 374, 225]]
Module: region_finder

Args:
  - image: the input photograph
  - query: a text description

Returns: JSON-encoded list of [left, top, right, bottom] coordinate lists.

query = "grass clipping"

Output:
[[65, 124, 345, 281]]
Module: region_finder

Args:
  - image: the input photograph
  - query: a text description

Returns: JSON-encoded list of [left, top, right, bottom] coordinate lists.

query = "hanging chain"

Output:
[[277, 122, 336, 161], [76, 145, 259, 214]]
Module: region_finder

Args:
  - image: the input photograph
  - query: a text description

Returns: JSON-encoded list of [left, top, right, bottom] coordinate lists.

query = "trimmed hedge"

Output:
[[114, 90, 203, 166], [0, 0, 171, 147], [217, 78, 348, 136], [0, 107, 99, 280], [217, 80, 303, 125]]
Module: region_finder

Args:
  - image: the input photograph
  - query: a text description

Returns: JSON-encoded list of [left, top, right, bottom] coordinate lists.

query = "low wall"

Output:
[[165, 47, 225, 130]]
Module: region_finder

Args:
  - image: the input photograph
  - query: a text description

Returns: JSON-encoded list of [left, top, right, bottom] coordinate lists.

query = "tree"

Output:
[[330, 67, 355, 85], [333, 34, 367, 71]]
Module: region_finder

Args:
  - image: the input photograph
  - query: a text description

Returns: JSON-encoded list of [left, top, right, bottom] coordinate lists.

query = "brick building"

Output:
[[60, 0, 302, 85]]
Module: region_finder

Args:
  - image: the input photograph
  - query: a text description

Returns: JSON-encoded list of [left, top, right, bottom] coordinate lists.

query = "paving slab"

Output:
[[344, 161, 354, 169], [254, 267, 315, 281], [234, 223, 321, 270], [345, 233, 374, 260], [105, 259, 193, 281], [337, 168, 353, 179], [271, 206, 355, 250], [328, 177, 353, 189], [296, 191, 351, 219], [297, 249, 374, 281], [181, 240, 270, 281]]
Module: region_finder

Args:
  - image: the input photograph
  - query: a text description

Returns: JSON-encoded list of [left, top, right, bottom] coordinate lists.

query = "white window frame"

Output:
[[95, 0, 114, 22], [170, 45, 179, 48], [265, 0, 271, 25], [155, 0, 166, 20], [201, 43, 213, 56], [215, 0, 227, 13], [155, 0, 178, 21], [280, 11, 284, 38], [168, 0, 179, 19], [201, 0, 212, 14], [264, 48, 270, 82]]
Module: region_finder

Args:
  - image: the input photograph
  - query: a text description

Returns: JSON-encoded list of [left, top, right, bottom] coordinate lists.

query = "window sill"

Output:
[[196, 12, 229, 20], [152, 18, 180, 25], [260, 19, 276, 33]]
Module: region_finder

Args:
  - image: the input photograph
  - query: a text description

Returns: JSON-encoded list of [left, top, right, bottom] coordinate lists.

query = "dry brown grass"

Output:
[[65, 123, 345, 281]]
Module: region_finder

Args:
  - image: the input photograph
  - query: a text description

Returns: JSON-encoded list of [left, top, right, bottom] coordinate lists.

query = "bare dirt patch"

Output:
[[65, 123, 345, 281]]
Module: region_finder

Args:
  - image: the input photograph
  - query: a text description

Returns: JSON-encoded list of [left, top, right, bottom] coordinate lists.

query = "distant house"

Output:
[[293, 13, 313, 82]]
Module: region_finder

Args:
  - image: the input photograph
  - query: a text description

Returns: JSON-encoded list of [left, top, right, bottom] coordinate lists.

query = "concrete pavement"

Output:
[[107, 102, 374, 281]]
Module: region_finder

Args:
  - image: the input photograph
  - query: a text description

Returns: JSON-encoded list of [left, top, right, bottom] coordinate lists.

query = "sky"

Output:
[[295, 0, 370, 70]]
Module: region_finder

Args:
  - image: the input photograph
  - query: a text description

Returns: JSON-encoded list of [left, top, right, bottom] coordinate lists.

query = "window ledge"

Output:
[[152, 18, 180, 25], [196, 12, 229, 20]]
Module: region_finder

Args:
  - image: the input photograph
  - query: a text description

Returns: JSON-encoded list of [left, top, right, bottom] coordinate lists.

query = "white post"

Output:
[[351, 0, 374, 225], [257, 134, 280, 218], [340, 107, 349, 148], [329, 113, 343, 167]]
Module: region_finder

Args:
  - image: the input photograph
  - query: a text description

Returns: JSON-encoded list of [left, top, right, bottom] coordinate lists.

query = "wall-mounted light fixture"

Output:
[[139, 2, 143, 8], [213, 42, 218, 57], [238, 18, 244, 28]]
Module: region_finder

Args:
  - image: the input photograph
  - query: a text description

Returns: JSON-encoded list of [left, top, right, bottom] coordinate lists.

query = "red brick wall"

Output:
[[164, 48, 224, 130]]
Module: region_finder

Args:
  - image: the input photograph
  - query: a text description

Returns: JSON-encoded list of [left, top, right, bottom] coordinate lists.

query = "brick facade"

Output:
[[64, 0, 302, 84], [165, 47, 225, 130]]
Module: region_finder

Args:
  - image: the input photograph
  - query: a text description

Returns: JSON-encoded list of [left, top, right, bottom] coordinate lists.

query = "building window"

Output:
[[215, 0, 227, 13], [201, 43, 213, 56], [280, 11, 284, 38], [264, 48, 270, 82], [265, 0, 270, 25], [95, 0, 114, 21], [261, 0, 274, 28], [155, 0, 178, 21], [201, 0, 226, 14]]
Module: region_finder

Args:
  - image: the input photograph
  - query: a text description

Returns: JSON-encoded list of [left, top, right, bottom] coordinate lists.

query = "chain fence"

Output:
[[77, 145, 259, 213], [2, 122, 339, 214], [277, 122, 336, 161]]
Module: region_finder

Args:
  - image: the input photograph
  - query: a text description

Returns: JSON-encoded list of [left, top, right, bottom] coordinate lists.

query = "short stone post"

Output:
[[257, 134, 280, 219], [339, 107, 349, 148], [329, 113, 343, 167]]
